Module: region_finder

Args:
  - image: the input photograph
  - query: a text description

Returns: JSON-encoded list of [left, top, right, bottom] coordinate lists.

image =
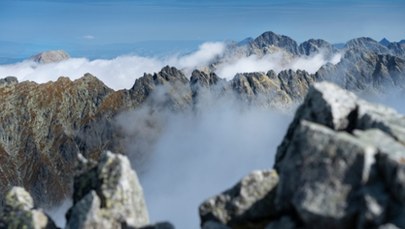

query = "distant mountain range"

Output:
[[0, 40, 205, 64]]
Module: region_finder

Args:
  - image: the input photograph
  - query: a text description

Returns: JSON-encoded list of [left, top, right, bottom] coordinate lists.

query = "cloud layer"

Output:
[[0, 43, 341, 90], [0, 42, 225, 90]]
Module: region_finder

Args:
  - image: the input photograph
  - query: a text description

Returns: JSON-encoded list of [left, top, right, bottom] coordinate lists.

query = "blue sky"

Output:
[[0, 0, 404, 58]]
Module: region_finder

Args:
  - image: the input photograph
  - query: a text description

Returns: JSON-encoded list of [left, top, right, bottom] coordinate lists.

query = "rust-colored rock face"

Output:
[[0, 74, 114, 205], [0, 67, 194, 207]]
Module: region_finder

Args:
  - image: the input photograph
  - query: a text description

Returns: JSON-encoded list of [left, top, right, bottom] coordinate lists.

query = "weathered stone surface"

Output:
[[273, 82, 405, 228], [129, 65, 192, 111], [199, 170, 279, 228], [0, 76, 18, 87], [202, 81, 405, 229], [317, 49, 405, 90], [299, 39, 336, 57], [276, 121, 378, 228], [0, 187, 56, 229], [0, 74, 114, 206], [31, 50, 70, 64], [345, 37, 391, 55], [249, 31, 299, 55], [66, 151, 149, 229]]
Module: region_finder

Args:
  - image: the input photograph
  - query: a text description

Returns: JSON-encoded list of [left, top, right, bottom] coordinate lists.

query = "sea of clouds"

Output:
[[0, 42, 341, 90]]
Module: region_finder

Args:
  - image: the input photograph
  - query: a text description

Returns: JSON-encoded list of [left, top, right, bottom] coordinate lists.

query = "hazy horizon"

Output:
[[1, 0, 404, 60]]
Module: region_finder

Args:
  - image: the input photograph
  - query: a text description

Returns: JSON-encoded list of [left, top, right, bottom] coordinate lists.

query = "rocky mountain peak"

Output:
[[379, 38, 391, 46], [298, 38, 335, 56], [31, 50, 70, 64], [345, 37, 390, 54], [250, 31, 299, 55]]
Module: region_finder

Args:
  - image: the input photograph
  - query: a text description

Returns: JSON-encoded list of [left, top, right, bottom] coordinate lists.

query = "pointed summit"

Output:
[[379, 38, 391, 46], [251, 31, 299, 55]]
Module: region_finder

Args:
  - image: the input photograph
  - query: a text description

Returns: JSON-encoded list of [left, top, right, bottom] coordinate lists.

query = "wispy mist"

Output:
[[43, 199, 72, 228], [115, 91, 294, 228], [357, 89, 405, 115]]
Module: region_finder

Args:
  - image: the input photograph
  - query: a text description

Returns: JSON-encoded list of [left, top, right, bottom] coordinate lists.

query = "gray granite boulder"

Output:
[[200, 82, 405, 229], [65, 151, 149, 229], [0, 187, 56, 229]]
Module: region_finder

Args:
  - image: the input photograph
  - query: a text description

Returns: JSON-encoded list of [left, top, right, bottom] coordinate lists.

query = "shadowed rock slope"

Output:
[[200, 82, 405, 229], [0, 66, 193, 207]]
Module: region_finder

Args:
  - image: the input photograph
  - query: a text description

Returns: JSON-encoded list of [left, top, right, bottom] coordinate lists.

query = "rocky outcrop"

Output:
[[200, 170, 279, 228], [345, 37, 391, 55], [0, 76, 18, 87], [0, 187, 56, 229], [128, 66, 192, 111], [0, 66, 195, 207], [317, 49, 405, 90], [200, 82, 405, 229], [65, 151, 149, 229], [31, 50, 70, 64], [387, 42, 405, 58], [216, 32, 405, 93], [298, 39, 336, 57], [379, 38, 391, 47], [0, 74, 115, 206], [248, 31, 299, 55]]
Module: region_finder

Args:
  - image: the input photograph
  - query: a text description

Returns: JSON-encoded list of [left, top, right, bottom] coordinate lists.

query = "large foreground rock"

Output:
[[199, 170, 279, 228], [200, 82, 405, 229], [0, 187, 56, 229], [65, 151, 149, 229]]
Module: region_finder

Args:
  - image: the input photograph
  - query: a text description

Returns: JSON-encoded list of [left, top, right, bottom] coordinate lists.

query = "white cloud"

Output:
[[215, 50, 343, 80], [83, 35, 95, 40], [0, 42, 226, 90], [174, 42, 225, 70]]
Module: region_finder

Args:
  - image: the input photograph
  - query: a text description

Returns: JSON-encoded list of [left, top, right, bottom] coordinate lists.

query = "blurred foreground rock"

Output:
[[65, 151, 149, 229], [0, 187, 56, 229], [200, 82, 405, 229], [0, 152, 176, 229]]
